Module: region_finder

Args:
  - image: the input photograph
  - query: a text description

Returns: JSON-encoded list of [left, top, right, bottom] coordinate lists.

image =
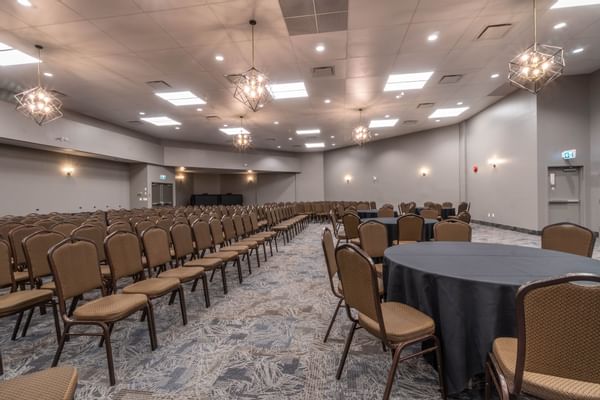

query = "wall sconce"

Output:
[[62, 165, 74, 176], [178, 166, 186, 172], [247, 174, 255, 183], [344, 174, 352, 184], [175, 174, 185, 181], [419, 167, 429, 177], [372, 176, 377, 182]]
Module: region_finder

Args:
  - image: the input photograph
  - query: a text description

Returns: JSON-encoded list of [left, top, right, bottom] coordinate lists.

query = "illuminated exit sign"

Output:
[[561, 149, 576, 160]]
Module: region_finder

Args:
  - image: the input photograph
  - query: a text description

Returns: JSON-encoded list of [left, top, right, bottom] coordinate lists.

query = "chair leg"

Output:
[[191, 278, 198, 292], [11, 311, 24, 341], [324, 298, 343, 343], [201, 275, 210, 307], [50, 300, 62, 343], [274, 237, 279, 252], [255, 248, 261, 268], [52, 323, 70, 367], [336, 320, 357, 379], [433, 336, 447, 399], [485, 360, 492, 400], [67, 295, 80, 317], [102, 324, 116, 386], [99, 323, 114, 347], [246, 253, 252, 274], [209, 269, 216, 282], [262, 243, 267, 261], [168, 291, 177, 305], [0, 349, 3, 376], [383, 344, 406, 400], [268, 240, 273, 256], [21, 307, 34, 338], [221, 265, 228, 294], [236, 258, 243, 284], [177, 287, 187, 325], [146, 302, 158, 350]]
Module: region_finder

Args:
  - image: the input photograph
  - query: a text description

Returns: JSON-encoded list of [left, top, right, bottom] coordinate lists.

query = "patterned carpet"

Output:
[[2, 223, 594, 399]]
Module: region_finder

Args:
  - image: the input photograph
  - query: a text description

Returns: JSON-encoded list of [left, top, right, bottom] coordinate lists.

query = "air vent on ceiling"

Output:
[[417, 102, 435, 109], [438, 74, 463, 84], [402, 120, 418, 125], [312, 65, 335, 78], [279, 0, 348, 35], [205, 115, 221, 121], [50, 89, 67, 97], [145, 80, 171, 90], [476, 23, 512, 40], [488, 82, 517, 97], [127, 120, 142, 124]]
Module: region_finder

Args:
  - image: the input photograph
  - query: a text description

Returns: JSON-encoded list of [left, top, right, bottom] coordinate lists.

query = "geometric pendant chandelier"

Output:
[[508, 0, 565, 94], [233, 116, 252, 151], [14, 44, 63, 125], [351, 108, 372, 146], [233, 20, 272, 112]]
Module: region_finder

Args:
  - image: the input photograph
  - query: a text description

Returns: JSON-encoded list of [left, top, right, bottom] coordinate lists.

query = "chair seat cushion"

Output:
[[184, 258, 222, 270], [237, 240, 258, 248], [222, 245, 249, 253], [123, 277, 179, 297], [338, 278, 385, 296], [100, 265, 111, 277], [40, 281, 56, 291], [14, 270, 29, 283], [73, 293, 147, 321], [392, 240, 417, 245], [0, 365, 78, 400], [204, 251, 238, 262], [350, 238, 361, 246], [493, 337, 600, 400], [247, 236, 265, 243], [160, 267, 205, 283], [358, 301, 435, 342], [0, 289, 53, 316]]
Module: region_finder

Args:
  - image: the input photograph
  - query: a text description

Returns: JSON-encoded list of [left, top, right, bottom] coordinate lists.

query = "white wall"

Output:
[[257, 174, 296, 204], [0, 144, 130, 215], [192, 174, 222, 194], [589, 70, 600, 231], [323, 125, 461, 207], [296, 153, 325, 201]]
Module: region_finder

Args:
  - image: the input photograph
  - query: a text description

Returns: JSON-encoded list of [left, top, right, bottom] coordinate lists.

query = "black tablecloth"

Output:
[[383, 242, 600, 395], [357, 209, 398, 219], [415, 207, 456, 219], [362, 217, 436, 245]]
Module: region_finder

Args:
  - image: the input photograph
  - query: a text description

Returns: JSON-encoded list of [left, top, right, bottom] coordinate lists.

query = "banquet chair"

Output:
[[434, 220, 471, 242], [334, 244, 445, 400], [419, 208, 439, 220], [485, 274, 600, 400], [8, 224, 43, 270], [370, 201, 377, 209], [395, 214, 424, 244], [377, 207, 395, 218], [107, 221, 132, 235], [49, 237, 157, 386], [442, 202, 453, 208], [72, 224, 111, 283], [357, 202, 370, 211], [329, 210, 346, 246], [381, 203, 394, 209], [452, 211, 471, 224], [0, 365, 78, 400], [457, 202, 470, 214], [541, 222, 595, 257], [321, 227, 345, 343], [51, 222, 78, 236], [358, 221, 387, 277], [341, 213, 361, 245]]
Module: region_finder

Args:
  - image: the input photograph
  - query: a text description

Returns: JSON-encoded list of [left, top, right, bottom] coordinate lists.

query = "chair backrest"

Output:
[[51, 222, 78, 236], [135, 220, 155, 237], [49, 238, 103, 304], [381, 203, 393, 209], [369, 201, 376, 209], [321, 227, 338, 280], [35, 219, 57, 229], [335, 244, 384, 334], [9, 224, 43, 267], [456, 211, 471, 224], [107, 221, 132, 235], [342, 213, 360, 239], [541, 222, 595, 257], [433, 220, 472, 241], [419, 208, 439, 220], [232, 214, 247, 237], [104, 231, 144, 282], [241, 213, 254, 235], [358, 221, 388, 258], [192, 220, 214, 253], [71, 224, 106, 262], [512, 274, 600, 393], [221, 216, 237, 241], [356, 202, 370, 210], [141, 227, 172, 268], [0, 239, 14, 290], [0, 222, 22, 240], [23, 230, 65, 282], [397, 214, 424, 241], [442, 202, 453, 208], [209, 218, 226, 246], [377, 207, 394, 217], [170, 223, 195, 259], [457, 201, 469, 213]]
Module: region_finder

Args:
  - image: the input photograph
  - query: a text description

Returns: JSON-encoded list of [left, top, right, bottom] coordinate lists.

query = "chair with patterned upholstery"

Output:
[[49, 237, 157, 386], [0, 365, 78, 400], [434, 220, 472, 242], [395, 214, 424, 244], [334, 244, 445, 400], [457, 202, 470, 214], [541, 222, 595, 258], [485, 274, 600, 400]]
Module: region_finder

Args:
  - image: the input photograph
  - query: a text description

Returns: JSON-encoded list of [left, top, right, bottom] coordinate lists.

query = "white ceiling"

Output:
[[0, 0, 599, 152]]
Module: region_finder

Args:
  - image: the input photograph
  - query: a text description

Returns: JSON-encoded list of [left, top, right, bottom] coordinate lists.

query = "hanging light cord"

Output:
[[533, 0, 537, 48], [251, 23, 255, 68], [37, 46, 42, 87]]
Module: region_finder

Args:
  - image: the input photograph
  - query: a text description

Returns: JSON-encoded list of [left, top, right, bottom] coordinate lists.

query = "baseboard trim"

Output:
[[472, 220, 541, 236]]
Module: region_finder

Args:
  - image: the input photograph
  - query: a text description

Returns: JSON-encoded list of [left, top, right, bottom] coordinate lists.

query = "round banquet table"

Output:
[[382, 242, 600, 395], [415, 207, 456, 219], [357, 209, 398, 219], [362, 217, 436, 245]]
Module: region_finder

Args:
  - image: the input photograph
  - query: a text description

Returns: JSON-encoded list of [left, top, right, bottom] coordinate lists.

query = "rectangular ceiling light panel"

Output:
[[155, 90, 206, 106], [141, 116, 182, 126], [305, 142, 325, 148], [428, 107, 470, 119], [0, 42, 40, 66], [296, 128, 321, 135], [551, 0, 600, 8], [384, 71, 434, 91], [219, 127, 250, 135], [268, 82, 308, 99], [369, 119, 399, 128]]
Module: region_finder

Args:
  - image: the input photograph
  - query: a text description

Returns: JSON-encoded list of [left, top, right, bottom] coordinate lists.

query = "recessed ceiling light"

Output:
[[572, 47, 584, 54], [369, 119, 399, 128], [268, 82, 308, 99], [175, 126, 181, 130], [491, 73, 500, 78], [456, 101, 463, 105], [273, 121, 279, 125], [551, 0, 600, 9], [553, 22, 567, 29], [43, 72, 53, 77], [428, 107, 470, 119], [332, 143, 336, 147], [140, 116, 181, 126], [384, 71, 434, 91], [0, 42, 40, 66], [330, 135, 335, 139], [215, 54, 224, 61], [155, 91, 206, 106], [384, 114, 390, 118], [288, 137, 293, 141], [277, 145, 281, 148], [219, 127, 250, 135], [315, 44, 325, 52], [196, 108, 203, 112], [374, 133, 380, 136], [427, 32, 439, 42], [17, 0, 32, 7], [324, 98, 331, 104], [435, 119, 441, 122], [139, 111, 145, 115], [305, 142, 325, 148], [395, 92, 405, 99], [296, 128, 321, 135]]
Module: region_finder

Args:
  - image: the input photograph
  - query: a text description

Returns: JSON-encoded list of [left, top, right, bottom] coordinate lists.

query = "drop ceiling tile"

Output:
[[279, 0, 314, 17], [315, 0, 348, 14], [0, 9, 27, 30], [284, 16, 317, 35], [290, 30, 347, 64], [89, 54, 165, 82], [92, 14, 180, 52], [187, 41, 251, 76], [400, 19, 472, 54], [136, 48, 206, 75], [61, 0, 142, 18], [348, 0, 418, 29], [132, 0, 207, 12], [317, 11, 348, 33], [346, 55, 395, 78], [347, 25, 408, 57], [412, 0, 485, 23], [0, 1, 82, 26]]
